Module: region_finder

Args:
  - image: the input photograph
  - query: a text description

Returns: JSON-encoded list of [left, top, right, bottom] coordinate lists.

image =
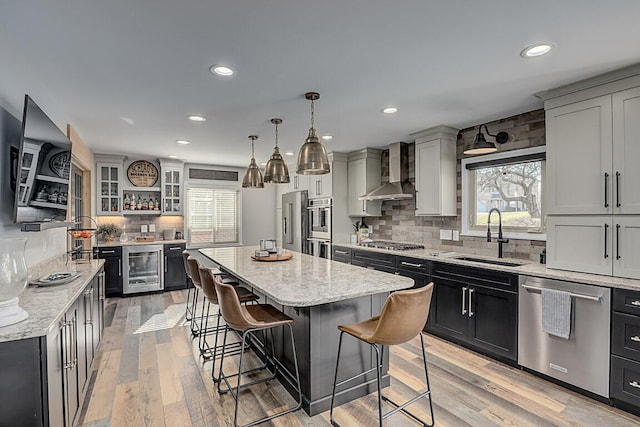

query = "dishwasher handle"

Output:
[[522, 284, 602, 302]]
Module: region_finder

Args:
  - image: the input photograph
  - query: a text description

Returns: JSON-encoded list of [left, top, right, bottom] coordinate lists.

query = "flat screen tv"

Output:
[[13, 95, 72, 224]]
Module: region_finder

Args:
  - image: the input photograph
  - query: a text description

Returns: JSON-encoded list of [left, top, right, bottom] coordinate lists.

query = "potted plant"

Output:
[[96, 223, 121, 242]]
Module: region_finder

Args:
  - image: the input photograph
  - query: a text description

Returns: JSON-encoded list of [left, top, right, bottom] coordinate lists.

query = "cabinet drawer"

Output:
[[351, 259, 398, 275], [96, 246, 122, 257], [352, 249, 395, 267], [432, 262, 518, 292], [611, 355, 640, 408], [163, 243, 186, 254], [396, 256, 430, 274], [332, 246, 352, 259], [613, 289, 640, 316], [613, 312, 640, 361]]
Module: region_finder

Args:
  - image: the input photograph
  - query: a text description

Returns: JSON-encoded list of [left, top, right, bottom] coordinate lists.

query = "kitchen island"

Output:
[[199, 246, 414, 416]]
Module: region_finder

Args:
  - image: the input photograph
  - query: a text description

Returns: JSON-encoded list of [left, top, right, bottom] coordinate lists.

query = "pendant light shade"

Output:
[[242, 135, 264, 188], [297, 92, 330, 175], [463, 124, 509, 155], [264, 118, 290, 183]]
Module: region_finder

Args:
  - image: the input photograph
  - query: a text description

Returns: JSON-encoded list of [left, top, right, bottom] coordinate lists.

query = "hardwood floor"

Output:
[[79, 291, 640, 427]]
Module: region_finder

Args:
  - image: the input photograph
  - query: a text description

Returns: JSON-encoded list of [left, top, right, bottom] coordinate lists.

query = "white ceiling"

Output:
[[2, 1, 640, 167]]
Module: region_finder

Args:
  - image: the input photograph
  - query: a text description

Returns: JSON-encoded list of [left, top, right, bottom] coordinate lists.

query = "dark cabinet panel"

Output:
[[332, 246, 352, 264], [164, 243, 187, 291], [351, 248, 395, 267], [468, 285, 517, 360], [612, 355, 640, 408], [428, 278, 468, 341], [95, 247, 122, 297], [614, 289, 640, 316], [612, 312, 640, 361], [351, 259, 398, 275]]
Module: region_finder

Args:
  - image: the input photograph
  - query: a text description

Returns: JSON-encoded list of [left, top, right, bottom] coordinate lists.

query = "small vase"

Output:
[[0, 238, 29, 327]]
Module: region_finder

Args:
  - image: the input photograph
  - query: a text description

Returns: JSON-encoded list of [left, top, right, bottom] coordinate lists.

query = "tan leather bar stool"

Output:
[[214, 277, 302, 427], [197, 265, 258, 374], [330, 283, 435, 427]]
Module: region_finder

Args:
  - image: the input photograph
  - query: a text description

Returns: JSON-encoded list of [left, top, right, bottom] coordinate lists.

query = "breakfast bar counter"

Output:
[[199, 246, 414, 416]]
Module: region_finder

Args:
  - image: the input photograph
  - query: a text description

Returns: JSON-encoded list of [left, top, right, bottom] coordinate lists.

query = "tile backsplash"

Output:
[[365, 109, 546, 261], [96, 215, 184, 241]]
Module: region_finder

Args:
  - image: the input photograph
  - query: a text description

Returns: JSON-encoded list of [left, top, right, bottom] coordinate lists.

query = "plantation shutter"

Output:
[[186, 188, 239, 245]]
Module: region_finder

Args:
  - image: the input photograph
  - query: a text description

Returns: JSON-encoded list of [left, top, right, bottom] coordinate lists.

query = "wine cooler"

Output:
[[123, 245, 164, 294]]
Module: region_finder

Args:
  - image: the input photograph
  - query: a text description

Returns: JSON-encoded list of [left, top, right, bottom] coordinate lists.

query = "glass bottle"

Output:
[[148, 197, 154, 210], [124, 193, 131, 210], [130, 195, 137, 211], [142, 198, 149, 210], [137, 195, 142, 210]]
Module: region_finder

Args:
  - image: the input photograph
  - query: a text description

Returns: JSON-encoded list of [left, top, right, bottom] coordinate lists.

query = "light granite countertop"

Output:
[[99, 239, 186, 248], [199, 246, 414, 307], [337, 243, 640, 291], [0, 260, 105, 343]]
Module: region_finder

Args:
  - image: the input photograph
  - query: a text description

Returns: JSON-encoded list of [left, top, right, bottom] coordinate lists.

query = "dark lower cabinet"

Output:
[[0, 267, 105, 427], [332, 246, 351, 264], [426, 262, 518, 363], [163, 243, 187, 291], [95, 246, 122, 297], [611, 288, 640, 415]]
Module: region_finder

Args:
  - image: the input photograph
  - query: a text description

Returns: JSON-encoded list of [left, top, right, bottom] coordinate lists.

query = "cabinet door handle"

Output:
[[604, 172, 609, 208], [335, 250, 348, 255], [60, 320, 69, 370], [630, 381, 640, 389], [118, 259, 122, 276], [468, 288, 474, 317], [400, 261, 423, 268], [604, 224, 609, 259], [631, 336, 640, 342], [169, 246, 182, 250], [164, 256, 168, 272], [462, 287, 467, 315], [616, 224, 621, 260], [632, 300, 640, 307], [102, 250, 115, 254], [362, 200, 365, 212], [616, 171, 621, 208]]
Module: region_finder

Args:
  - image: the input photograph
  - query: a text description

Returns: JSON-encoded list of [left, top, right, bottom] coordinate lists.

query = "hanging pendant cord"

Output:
[[275, 122, 279, 147], [310, 99, 315, 129]]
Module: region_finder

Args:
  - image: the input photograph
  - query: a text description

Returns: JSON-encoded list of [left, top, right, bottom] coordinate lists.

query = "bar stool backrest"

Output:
[[198, 266, 219, 304], [182, 250, 192, 279], [186, 257, 202, 288], [369, 283, 434, 346], [214, 277, 256, 331]]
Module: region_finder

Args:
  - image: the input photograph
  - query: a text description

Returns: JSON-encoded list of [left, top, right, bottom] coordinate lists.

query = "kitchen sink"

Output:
[[454, 256, 525, 267]]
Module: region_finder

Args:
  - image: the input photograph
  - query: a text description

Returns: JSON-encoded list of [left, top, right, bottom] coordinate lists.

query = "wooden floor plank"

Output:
[[157, 341, 185, 405], [82, 349, 122, 423]]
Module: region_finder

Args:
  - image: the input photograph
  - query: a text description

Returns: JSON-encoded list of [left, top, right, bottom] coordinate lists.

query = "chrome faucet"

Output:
[[487, 208, 509, 258]]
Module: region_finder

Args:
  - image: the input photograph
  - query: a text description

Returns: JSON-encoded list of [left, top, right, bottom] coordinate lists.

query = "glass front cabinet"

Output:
[[96, 161, 123, 215], [159, 159, 184, 215]]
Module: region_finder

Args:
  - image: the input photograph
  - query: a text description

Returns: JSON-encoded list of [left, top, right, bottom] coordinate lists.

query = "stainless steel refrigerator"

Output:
[[282, 190, 309, 253]]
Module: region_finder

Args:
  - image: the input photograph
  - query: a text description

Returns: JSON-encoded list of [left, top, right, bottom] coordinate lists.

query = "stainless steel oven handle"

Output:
[[522, 284, 602, 302], [462, 287, 467, 315]]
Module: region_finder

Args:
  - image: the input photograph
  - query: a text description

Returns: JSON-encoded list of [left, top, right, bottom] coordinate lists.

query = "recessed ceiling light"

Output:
[[520, 43, 554, 58], [168, 155, 179, 159], [176, 140, 191, 145], [284, 151, 294, 156], [210, 65, 235, 76], [322, 135, 333, 140], [382, 107, 398, 114], [188, 115, 206, 122]]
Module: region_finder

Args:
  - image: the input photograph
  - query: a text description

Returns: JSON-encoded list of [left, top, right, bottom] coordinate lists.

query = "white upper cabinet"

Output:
[[159, 159, 184, 215], [613, 86, 640, 214], [95, 155, 125, 215], [308, 173, 332, 199], [412, 126, 458, 216], [546, 95, 613, 215], [347, 149, 382, 217]]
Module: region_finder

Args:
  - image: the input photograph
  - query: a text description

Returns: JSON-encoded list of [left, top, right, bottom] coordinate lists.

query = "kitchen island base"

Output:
[[245, 289, 391, 416]]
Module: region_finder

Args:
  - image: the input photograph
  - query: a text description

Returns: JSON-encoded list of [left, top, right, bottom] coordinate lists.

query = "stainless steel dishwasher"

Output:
[[518, 275, 611, 397]]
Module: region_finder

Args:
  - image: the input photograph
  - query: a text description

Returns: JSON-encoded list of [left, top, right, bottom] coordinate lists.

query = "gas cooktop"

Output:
[[359, 241, 425, 251]]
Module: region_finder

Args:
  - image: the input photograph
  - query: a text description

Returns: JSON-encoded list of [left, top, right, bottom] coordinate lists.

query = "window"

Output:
[[186, 187, 240, 245], [462, 146, 546, 240]]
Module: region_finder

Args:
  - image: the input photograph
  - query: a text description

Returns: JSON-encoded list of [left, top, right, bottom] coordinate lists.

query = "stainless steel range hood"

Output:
[[359, 142, 414, 201]]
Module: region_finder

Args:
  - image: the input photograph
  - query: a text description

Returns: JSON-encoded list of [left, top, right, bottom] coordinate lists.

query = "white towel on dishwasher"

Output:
[[541, 288, 572, 339]]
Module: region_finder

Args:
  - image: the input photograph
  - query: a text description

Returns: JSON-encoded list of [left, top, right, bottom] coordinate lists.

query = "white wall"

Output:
[[0, 36, 69, 267], [242, 185, 276, 244]]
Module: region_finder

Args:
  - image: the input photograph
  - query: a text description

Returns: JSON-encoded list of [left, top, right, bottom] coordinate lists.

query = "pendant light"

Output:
[[463, 124, 510, 155], [242, 135, 264, 188], [297, 92, 330, 175], [264, 118, 290, 183]]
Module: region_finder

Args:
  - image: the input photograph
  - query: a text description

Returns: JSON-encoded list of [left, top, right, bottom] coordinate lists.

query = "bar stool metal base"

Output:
[[218, 324, 302, 427], [329, 332, 434, 427]]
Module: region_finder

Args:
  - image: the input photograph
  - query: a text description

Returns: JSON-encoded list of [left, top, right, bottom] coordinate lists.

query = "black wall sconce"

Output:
[[463, 124, 509, 155]]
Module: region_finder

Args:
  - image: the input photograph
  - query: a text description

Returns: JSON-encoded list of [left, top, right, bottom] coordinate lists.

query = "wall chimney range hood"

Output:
[[359, 142, 414, 201]]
